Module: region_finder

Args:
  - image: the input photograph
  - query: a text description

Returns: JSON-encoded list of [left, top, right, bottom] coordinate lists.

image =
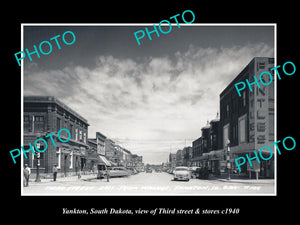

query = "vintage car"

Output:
[[188, 167, 201, 179], [127, 167, 139, 175], [109, 167, 131, 177], [97, 166, 130, 179], [173, 166, 190, 181]]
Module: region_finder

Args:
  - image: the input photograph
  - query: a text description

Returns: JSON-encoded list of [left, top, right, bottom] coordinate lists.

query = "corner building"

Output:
[[23, 96, 90, 177], [219, 57, 275, 178]]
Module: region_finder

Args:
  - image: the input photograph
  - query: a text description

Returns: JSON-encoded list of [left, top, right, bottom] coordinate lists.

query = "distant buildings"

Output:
[[168, 57, 275, 179], [23, 96, 143, 178]]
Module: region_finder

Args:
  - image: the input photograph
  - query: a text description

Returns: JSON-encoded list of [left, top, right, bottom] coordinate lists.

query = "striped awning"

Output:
[[98, 155, 111, 166]]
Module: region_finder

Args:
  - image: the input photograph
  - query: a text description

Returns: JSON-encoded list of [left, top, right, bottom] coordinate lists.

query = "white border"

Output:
[[21, 23, 277, 196]]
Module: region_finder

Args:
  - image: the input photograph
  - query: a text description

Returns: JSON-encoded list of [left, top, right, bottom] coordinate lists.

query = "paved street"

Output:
[[23, 172, 275, 195]]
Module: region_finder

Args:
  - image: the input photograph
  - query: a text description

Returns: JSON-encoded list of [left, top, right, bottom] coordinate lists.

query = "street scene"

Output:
[[22, 25, 276, 196], [23, 169, 274, 195]]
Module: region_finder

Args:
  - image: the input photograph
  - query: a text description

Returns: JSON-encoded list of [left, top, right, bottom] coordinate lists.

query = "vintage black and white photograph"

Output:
[[21, 24, 276, 196]]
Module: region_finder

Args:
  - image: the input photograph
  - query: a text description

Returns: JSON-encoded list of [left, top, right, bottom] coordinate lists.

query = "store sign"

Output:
[[256, 85, 268, 146]]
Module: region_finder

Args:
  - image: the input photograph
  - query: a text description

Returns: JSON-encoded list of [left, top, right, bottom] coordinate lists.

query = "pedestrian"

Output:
[[53, 164, 58, 181], [106, 165, 110, 182], [78, 169, 81, 179], [23, 164, 31, 187]]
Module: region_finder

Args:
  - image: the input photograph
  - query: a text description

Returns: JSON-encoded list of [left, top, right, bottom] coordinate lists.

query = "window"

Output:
[[242, 91, 246, 107], [226, 104, 229, 118], [70, 124, 73, 139], [24, 115, 32, 132], [79, 130, 82, 141], [70, 151, 73, 169], [35, 116, 44, 122], [34, 116, 45, 132], [75, 128, 78, 141], [238, 115, 247, 143], [83, 132, 86, 143], [64, 120, 68, 130], [258, 62, 265, 70]]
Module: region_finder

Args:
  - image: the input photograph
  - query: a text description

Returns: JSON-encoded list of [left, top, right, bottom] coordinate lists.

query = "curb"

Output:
[[216, 178, 274, 185]]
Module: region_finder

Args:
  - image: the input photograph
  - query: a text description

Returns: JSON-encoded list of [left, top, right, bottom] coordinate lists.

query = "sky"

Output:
[[23, 24, 274, 164]]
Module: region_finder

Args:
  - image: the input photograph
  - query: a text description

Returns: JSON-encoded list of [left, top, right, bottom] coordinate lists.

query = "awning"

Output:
[[98, 155, 111, 166], [109, 160, 117, 166]]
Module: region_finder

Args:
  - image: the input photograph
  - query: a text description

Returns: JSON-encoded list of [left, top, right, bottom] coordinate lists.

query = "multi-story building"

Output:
[[23, 96, 89, 177], [176, 150, 183, 166], [169, 153, 177, 168], [95, 132, 106, 156], [87, 139, 98, 172], [219, 57, 275, 178], [182, 147, 192, 167], [123, 148, 133, 167], [192, 137, 202, 167], [114, 145, 124, 166], [190, 57, 274, 179], [105, 138, 118, 164]]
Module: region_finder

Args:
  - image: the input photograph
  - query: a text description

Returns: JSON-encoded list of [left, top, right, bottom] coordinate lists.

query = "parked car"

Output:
[[173, 166, 190, 181], [188, 167, 201, 179], [127, 167, 139, 175], [107, 167, 130, 178], [196, 167, 210, 179], [168, 168, 175, 174], [146, 168, 152, 173]]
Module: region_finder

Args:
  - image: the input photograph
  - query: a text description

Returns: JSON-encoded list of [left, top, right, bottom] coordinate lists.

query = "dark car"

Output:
[[196, 167, 209, 179], [146, 168, 152, 173]]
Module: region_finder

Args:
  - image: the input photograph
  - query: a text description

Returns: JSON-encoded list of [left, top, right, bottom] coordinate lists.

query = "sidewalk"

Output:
[[28, 173, 97, 183], [211, 175, 275, 185]]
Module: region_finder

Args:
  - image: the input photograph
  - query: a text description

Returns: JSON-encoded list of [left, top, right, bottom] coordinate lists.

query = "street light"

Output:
[[226, 139, 231, 180], [35, 142, 41, 182]]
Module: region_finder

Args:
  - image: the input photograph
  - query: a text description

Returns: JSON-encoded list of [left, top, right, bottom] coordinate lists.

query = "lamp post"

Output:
[[35, 142, 41, 182], [226, 139, 231, 180]]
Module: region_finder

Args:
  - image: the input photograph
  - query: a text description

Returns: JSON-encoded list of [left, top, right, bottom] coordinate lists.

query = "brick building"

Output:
[[219, 57, 275, 178], [190, 57, 274, 179], [23, 96, 89, 177]]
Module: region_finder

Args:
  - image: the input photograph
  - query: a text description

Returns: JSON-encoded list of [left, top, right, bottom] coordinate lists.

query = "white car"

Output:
[[173, 166, 190, 181]]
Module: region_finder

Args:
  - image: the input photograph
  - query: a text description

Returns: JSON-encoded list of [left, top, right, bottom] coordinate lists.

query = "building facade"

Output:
[[189, 57, 275, 179], [169, 153, 177, 168], [182, 147, 192, 167], [176, 150, 183, 166], [192, 137, 202, 167], [87, 139, 98, 172], [24, 96, 89, 177], [219, 57, 275, 178]]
